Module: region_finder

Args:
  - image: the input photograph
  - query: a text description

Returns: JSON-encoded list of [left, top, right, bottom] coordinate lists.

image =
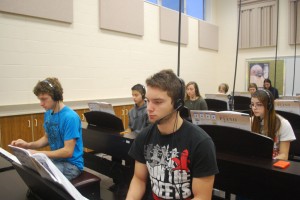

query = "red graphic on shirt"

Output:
[[152, 193, 192, 200], [171, 149, 190, 171]]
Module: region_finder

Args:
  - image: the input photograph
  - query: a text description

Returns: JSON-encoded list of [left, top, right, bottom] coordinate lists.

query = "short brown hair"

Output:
[[33, 77, 63, 101], [146, 69, 184, 106]]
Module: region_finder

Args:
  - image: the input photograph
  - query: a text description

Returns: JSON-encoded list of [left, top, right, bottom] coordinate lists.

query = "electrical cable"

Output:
[[274, 0, 279, 87], [177, 0, 182, 77], [231, 0, 242, 111], [292, 0, 298, 96]]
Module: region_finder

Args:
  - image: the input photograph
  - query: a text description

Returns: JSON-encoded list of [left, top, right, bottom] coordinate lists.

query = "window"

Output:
[[145, 0, 205, 20], [146, 0, 157, 4], [162, 0, 184, 13], [186, 0, 204, 20]]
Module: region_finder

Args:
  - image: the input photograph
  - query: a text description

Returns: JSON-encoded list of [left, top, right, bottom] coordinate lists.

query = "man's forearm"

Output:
[[126, 176, 147, 200]]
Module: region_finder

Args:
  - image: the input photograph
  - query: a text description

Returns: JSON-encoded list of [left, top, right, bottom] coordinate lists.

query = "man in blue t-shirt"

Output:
[[11, 77, 83, 180]]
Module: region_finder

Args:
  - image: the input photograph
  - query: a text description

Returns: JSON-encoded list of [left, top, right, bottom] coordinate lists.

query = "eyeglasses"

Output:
[[249, 103, 264, 109]]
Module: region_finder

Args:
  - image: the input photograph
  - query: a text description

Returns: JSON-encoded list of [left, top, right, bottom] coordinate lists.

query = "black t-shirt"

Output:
[[128, 120, 219, 199]]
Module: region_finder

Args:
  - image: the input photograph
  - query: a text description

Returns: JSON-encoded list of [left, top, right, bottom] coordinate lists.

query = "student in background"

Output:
[[128, 84, 149, 134], [248, 83, 258, 95], [218, 83, 229, 94], [11, 77, 83, 180], [184, 81, 208, 110], [250, 90, 295, 160], [126, 69, 218, 200], [264, 78, 279, 99], [109, 84, 150, 193]]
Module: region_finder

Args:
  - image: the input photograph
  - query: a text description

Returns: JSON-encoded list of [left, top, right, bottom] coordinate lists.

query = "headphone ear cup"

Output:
[[268, 102, 273, 111], [53, 91, 60, 101], [174, 99, 184, 110]]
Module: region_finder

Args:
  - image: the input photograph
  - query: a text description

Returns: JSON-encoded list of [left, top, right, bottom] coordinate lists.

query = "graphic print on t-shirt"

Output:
[[145, 144, 191, 199], [45, 115, 63, 151]]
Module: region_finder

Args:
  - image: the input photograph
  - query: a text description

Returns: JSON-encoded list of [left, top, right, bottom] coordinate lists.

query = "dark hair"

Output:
[[146, 69, 185, 107], [264, 78, 272, 87], [251, 90, 280, 140], [33, 77, 63, 101], [185, 81, 201, 100], [131, 84, 146, 99]]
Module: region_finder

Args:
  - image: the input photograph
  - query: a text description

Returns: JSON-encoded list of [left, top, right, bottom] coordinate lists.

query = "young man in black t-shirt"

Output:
[[126, 69, 219, 200]]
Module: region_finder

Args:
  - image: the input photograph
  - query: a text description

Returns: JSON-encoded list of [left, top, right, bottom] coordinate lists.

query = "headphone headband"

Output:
[[262, 89, 273, 110], [42, 79, 61, 101]]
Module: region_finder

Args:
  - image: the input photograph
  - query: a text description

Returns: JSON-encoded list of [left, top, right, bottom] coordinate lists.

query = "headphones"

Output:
[[42, 79, 61, 101], [262, 89, 273, 110], [132, 84, 146, 99], [141, 85, 146, 99], [174, 78, 185, 111]]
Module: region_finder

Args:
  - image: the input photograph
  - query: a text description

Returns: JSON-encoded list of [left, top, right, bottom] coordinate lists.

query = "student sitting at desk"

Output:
[[248, 83, 258, 95], [126, 69, 219, 200], [250, 90, 295, 160], [184, 81, 208, 110], [11, 77, 83, 180], [218, 83, 229, 94], [127, 84, 149, 134], [264, 78, 279, 99]]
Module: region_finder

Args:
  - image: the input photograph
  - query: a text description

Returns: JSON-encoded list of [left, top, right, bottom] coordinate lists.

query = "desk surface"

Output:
[[216, 152, 300, 199], [0, 156, 13, 171]]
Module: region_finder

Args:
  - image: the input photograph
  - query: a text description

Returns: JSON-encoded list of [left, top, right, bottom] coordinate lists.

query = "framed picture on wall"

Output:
[[247, 59, 284, 95], [249, 63, 269, 89]]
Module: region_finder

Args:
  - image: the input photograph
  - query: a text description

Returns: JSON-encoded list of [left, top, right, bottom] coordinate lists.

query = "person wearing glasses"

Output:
[[250, 90, 295, 160]]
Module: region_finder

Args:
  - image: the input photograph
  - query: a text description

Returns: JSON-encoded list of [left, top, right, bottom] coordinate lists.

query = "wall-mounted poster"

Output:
[[247, 59, 284, 95], [249, 63, 269, 88]]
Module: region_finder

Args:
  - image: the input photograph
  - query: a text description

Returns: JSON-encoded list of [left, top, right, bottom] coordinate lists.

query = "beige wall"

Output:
[[0, 0, 218, 106], [2, 0, 297, 107], [215, 0, 300, 93]]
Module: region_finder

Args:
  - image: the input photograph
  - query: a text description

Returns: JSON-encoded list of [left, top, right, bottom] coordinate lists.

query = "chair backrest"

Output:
[[233, 96, 251, 111]]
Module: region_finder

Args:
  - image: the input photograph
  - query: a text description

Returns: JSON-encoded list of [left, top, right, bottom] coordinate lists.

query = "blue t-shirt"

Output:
[[43, 106, 84, 171]]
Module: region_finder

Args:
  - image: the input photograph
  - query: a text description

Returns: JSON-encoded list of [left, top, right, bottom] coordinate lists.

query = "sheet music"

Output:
[[190, 110, 251, 131], [8, 145, 88, 200], [205, 93, 229, 102], [88, 101, 115, 115], [0, 147, 21, 164], [190, 110, 217, 125]]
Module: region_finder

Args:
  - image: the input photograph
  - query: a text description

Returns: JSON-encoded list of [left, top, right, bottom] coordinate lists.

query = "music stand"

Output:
[[84, 111, 124, 132], [233, 96, 251, 111], [200, 125, 273, 159], [12, 162, 74, 200], [206, 99, 228, 111]]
